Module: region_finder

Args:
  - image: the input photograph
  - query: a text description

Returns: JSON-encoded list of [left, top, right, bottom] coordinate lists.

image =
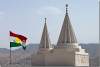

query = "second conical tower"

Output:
[[40, 18, 51, 48], [38, 18, 52, 53], [57, 4, 77, 48]]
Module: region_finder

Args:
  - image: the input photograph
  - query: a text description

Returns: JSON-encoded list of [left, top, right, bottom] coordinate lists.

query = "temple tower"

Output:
[[31, 18, 52, 66], [52, 4, 89, 66], [31, 5, 89, 66], [57, 4, 77, 45], [38, 18, 52, 54], [56, 4, 79, 50]]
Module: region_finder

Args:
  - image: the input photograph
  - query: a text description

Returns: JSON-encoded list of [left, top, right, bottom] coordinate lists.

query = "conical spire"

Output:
[[39, 18, 51, 49], [57, 4, 77, 46]]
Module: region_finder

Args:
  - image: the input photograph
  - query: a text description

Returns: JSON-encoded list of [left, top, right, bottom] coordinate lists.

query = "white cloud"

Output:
[[37, 6, 62, 16]]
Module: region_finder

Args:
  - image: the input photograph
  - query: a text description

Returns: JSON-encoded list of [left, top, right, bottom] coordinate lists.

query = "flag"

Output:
[[10, 31, 27, 50]]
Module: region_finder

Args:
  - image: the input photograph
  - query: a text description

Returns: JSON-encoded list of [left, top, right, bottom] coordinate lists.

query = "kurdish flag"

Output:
[[10, 31, 27, 49]]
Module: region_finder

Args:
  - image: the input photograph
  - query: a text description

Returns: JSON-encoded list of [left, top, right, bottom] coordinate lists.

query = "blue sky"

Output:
[[0, 0, 99, 48]]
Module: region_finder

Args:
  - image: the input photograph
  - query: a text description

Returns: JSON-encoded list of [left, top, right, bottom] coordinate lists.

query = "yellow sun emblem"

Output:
[[15, 37, 22, 44]]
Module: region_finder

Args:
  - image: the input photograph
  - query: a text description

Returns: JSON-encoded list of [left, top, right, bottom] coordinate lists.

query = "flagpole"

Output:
[[22, 42, 26, 66], [10, 46, 11, 64], [9, 31, 11, 64], [24, 48, 26, 67]]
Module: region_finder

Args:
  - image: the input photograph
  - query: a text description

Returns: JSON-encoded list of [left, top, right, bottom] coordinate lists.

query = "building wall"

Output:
[[31, 54, 45, 66], [45, 48, 75, 66], [75, 54, 89, 66], [31, 48, 89, 66]]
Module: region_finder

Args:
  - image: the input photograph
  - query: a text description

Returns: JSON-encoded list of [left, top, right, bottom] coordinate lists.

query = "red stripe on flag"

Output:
[[10, 31, 27, 42]]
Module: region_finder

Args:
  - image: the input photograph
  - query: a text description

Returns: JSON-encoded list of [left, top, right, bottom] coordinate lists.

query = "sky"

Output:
[[0, 0, 99, 48]]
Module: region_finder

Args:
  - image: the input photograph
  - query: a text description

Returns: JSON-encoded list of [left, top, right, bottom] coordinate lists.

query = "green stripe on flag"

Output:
[[10, 42, 21, 47]]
